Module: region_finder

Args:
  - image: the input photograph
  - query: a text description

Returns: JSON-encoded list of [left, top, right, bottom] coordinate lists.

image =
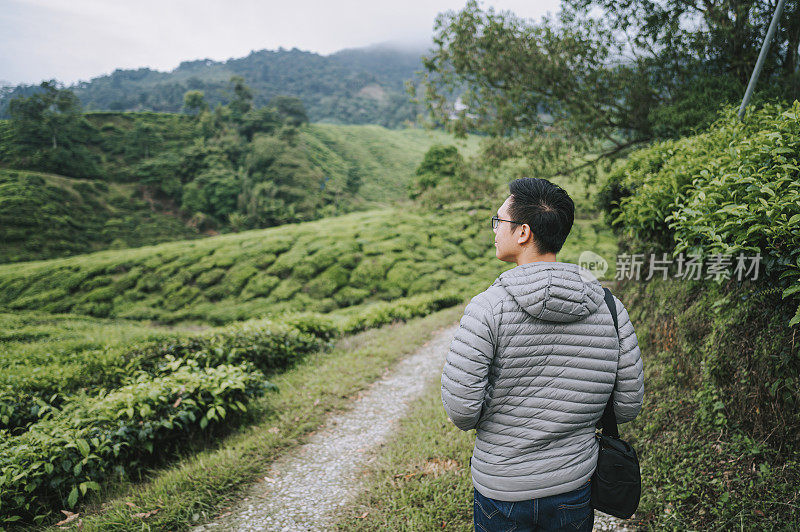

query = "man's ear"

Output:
[[517, 224, 535, 246]]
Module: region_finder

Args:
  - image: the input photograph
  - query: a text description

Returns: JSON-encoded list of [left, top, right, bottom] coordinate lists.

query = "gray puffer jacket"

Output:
[[441, 261, 644, 501]]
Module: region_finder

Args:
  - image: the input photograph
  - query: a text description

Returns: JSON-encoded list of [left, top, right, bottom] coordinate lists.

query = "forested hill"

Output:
[[0, 44, 426, 128]]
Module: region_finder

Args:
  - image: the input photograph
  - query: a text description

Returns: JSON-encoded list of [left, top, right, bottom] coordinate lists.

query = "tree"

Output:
[[239, 136, 324, 226], [134, 151, 183, 200], [227, 76, 253, 122], [183, 90, 208, 115], [269, 95, 309, 126], [409, 144, 496, 207], [239, 106, 281, 141], [415, 0, 800, 180], [125, 119, 162, 160], [566, 0, 800, 83], [345, 165, 363, 194], [410, 144, 465, 200], [7, 80, 100, 178], [180, 165, 240, 221]]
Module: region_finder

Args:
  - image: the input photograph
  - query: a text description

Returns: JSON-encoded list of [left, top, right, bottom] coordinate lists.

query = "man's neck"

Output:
[[515, 251, 557, 266]]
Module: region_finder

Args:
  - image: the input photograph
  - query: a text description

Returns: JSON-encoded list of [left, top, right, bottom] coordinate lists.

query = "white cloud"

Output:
[[0, 0, 560, 85]]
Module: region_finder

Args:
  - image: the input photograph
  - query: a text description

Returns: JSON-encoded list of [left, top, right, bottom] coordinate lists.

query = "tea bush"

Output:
[[0, 363, 266, 526], [0, 316, 326, 432], [598, 104, 800, 518], [0, 288, 480, 525], [613, 277, 800, 528], [600, 102, 800, 327]]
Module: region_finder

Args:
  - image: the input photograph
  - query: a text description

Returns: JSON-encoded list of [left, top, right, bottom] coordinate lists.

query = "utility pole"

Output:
[[738, 0, 787, 121]]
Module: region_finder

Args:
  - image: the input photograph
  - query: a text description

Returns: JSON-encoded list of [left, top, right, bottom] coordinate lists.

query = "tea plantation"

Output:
[[0, 202, 616, 526], [0, 207, 500, 323]]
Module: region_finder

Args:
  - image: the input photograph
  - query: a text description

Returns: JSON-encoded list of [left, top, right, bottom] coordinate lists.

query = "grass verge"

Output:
[[47, 304, 465, 531]]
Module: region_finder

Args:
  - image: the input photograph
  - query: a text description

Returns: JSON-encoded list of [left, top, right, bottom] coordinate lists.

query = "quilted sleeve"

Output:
[[441, 294, 496, 431], [612, 295, 644, 423]]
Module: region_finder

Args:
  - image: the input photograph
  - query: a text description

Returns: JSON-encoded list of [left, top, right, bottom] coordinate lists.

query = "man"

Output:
[[441, 177, 644, 531]]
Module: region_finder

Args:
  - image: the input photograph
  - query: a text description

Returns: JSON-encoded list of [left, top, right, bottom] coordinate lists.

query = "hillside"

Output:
[[0, 44, 427, 127], [298, 123, 479, 203], [0, 110, 477, 263], [0, 205, 617, 325], [0, 169, 202, 263]]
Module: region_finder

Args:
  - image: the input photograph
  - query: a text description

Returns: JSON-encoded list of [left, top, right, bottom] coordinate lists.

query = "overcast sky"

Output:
[[1, 0, 561, 86]]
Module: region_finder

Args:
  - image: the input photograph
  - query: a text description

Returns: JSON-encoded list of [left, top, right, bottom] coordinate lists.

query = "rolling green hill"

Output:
[[0, 169, 203, 263], [298, 123, 479, 203], [0, 111, 478, 263], [0, 205, 616, 325]]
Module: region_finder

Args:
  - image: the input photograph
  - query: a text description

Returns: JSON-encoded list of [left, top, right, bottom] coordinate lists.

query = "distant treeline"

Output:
[[0, 46, 425, 128]]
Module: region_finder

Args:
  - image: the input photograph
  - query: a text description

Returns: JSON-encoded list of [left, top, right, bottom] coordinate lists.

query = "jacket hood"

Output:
[[498, 261, 606, 323]]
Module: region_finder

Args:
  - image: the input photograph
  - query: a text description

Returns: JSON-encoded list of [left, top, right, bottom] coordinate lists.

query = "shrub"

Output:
[[601, 102, 800, 326], [241, 274, 280, 299], [334, 286, 370, 307], [0, 363, 267, 526], [339, 290, 463, 334], [0, 315, 327, 432], [349, 256, 395, 289], [195, 268, 226, 288]]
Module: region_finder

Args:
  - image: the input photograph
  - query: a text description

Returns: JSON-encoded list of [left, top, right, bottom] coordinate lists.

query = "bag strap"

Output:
[[600, 287, 620, 439]]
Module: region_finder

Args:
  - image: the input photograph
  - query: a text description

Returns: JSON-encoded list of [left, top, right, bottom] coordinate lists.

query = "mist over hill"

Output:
[[0, 43, 429, 128]]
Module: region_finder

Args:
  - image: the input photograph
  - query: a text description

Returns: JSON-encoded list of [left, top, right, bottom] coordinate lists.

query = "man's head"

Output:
[[493, 178, 575, 264]]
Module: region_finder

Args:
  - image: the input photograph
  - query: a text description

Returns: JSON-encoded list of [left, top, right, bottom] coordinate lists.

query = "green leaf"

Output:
[[783, 284, 800, 298], [199, 416, 209, 429], [68, 486, 79, 508], [76, 438, 90, 457], [789, 305, 800, 327]]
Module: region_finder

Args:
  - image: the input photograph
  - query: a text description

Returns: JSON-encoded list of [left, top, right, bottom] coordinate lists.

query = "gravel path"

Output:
[[194, 322, 632, 531], [194, 323, 460, 531]]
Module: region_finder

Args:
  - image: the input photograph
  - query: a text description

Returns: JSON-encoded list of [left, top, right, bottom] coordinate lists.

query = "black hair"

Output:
[[507, 177, 574, 255]]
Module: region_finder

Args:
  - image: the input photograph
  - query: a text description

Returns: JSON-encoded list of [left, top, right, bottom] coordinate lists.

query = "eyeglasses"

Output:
[[491, 215, 523, 230]]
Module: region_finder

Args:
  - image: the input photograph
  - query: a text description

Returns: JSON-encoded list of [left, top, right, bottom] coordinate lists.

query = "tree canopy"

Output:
[[7, 80, 100, 178], [415, 0, 800, 179]]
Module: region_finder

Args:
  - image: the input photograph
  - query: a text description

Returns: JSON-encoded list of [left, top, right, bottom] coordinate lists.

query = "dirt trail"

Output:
[[194, 324, 460, 531], [194, 321, 630, 531]]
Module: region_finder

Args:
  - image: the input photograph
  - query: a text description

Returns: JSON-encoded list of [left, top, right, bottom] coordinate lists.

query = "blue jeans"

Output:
[[473, 479, 594, 531]]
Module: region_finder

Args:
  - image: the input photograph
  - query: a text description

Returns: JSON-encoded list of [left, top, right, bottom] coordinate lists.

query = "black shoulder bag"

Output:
[[591, 287, 641, 519]]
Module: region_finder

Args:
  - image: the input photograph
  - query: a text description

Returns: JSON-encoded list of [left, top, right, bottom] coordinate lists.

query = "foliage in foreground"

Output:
[[615, 277, 799, 529], [414, 0, 800, 181], [0, 289, 465, 526], [0, 314, 323, 432], [599, 102, 800, 327], [72, 305, 466, 531], [0, 290, 462, 432], [0, 363, 266, 526]]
